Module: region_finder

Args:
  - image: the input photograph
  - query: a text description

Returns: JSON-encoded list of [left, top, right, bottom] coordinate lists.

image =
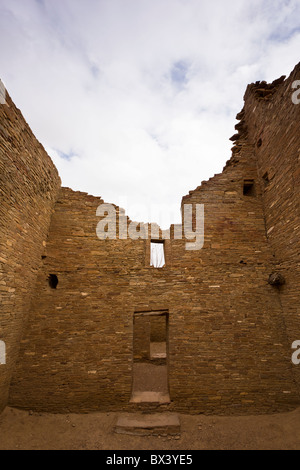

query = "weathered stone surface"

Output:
[[0, 91, 61, 413]]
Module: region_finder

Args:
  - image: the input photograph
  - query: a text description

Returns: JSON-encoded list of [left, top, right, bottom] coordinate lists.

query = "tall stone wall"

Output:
[[9, 156, 299, 414], [239, 63, 300, 389], [9, 188, 135, 412], [172, 151, 298, 413], [0, 89, 61, 412]]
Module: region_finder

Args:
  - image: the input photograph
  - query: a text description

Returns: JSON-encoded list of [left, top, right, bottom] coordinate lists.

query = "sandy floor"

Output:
[[0, 406, 300, 450]]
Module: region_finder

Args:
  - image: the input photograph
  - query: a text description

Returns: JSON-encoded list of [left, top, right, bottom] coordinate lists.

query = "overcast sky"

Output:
[[1, 0, 300, 227]]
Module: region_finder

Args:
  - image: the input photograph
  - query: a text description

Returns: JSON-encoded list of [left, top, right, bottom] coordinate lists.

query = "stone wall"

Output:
[[0, 90, 61, 412], [4, 64, 300, 415], [241, 63, 300, 390], [150, 315, 167, 343], [9, 161, 299, 414], [133, 315, 151, 362]]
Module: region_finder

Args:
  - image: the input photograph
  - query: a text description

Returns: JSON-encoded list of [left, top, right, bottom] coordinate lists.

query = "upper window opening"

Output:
[[48, 274, 58, 289], [257, 138, 262, 148], [243, 179, 255, 197], [150, 241, 165, 268]]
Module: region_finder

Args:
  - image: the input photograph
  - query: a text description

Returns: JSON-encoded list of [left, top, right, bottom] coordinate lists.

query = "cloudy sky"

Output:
[[0, 0, 300, 227]]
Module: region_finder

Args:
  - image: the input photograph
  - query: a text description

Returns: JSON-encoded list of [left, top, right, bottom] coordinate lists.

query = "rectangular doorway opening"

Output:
[[131, 310, 170, 404]]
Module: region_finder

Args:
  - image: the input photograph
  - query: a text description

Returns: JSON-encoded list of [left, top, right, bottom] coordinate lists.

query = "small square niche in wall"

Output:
[[150, 241, 165, 268], [48, 274, 58, 289], [243, 179, 255, 197]]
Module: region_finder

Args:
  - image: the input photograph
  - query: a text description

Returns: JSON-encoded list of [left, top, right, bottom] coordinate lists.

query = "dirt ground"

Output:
[[0, 406, 300, 450]]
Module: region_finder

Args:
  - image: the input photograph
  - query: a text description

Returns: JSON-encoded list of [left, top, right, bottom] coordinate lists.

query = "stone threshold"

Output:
[[114, 412, 180, 436]]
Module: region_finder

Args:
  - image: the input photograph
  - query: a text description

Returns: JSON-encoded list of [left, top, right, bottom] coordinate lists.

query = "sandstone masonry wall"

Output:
[[240, 64, 300, 390], [9, 159, 299, 414], [4, 64, 300, 416], [0, 91, 61, 412]]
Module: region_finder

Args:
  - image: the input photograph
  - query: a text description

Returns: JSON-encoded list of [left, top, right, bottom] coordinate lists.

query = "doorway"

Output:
[[131, 310, 170, 403]]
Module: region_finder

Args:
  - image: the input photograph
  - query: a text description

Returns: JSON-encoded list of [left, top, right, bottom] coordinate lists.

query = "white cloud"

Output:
[[1, 0, 300, 227]]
